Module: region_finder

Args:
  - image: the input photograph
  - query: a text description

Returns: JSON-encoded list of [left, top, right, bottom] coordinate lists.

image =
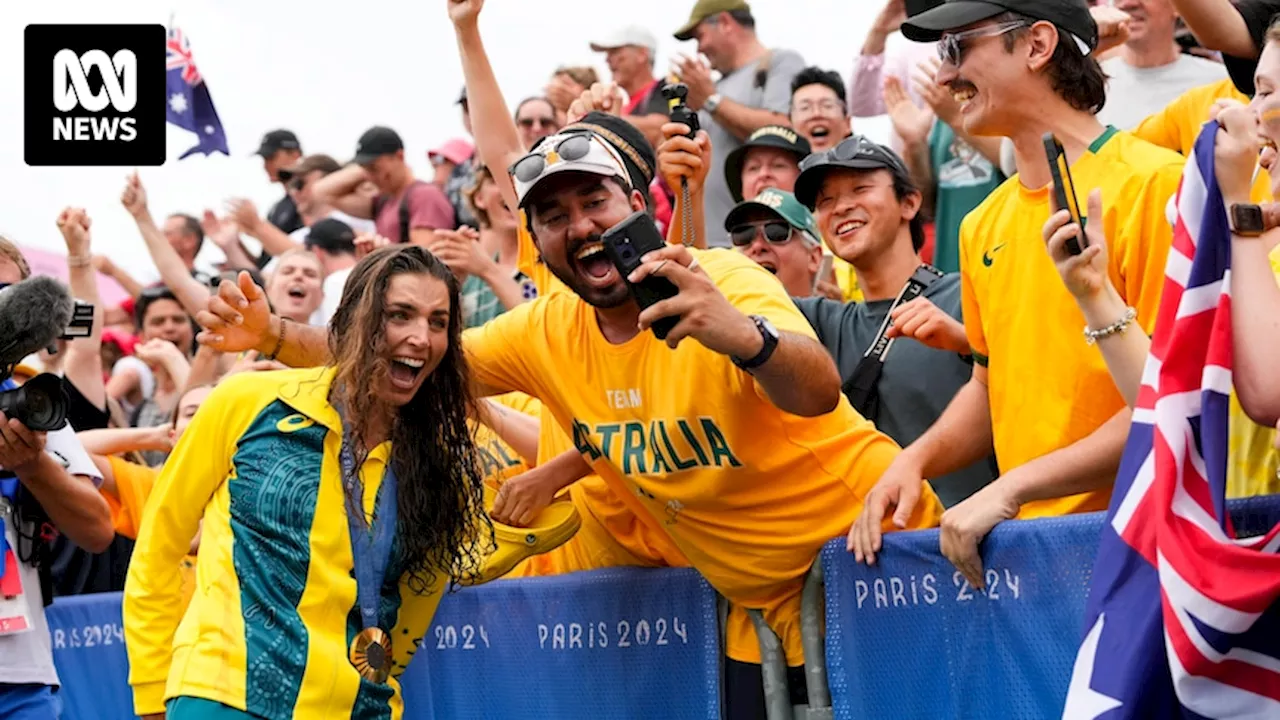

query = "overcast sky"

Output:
[[3, 0, 890, 284]]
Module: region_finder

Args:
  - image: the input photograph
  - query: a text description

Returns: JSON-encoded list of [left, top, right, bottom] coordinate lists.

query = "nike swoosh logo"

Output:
[[982, 243, 1006, 267]]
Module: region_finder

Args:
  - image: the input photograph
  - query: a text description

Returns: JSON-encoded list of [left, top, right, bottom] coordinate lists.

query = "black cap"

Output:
[[304, 218, 357, 254], [902, 0, 1097, 51], [561, 111, 657, 192], [255, 129, 301, 157], [723, 126, 812, 203], [793, 135, 912, 210], [352, 126, 405, 166]]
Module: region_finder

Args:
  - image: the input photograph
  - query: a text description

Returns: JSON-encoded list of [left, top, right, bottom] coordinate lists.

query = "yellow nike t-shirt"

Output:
[[464, 247, 942, 664], [959, 127, 1183, 519]]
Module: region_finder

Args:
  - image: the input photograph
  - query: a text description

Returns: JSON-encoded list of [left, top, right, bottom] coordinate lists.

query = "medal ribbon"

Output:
[[338, 427, 398, 634]]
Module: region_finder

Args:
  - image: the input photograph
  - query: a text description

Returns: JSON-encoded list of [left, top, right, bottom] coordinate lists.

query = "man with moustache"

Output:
[[850, 0, 1183, 588]]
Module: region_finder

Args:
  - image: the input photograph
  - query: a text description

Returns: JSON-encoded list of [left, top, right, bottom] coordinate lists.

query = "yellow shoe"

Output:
[[464, 486, 581, 586]]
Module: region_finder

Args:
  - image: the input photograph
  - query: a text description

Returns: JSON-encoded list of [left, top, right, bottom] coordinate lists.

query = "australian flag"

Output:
[[1061, 121, 1280, 718], [165, 26, 229, 159]]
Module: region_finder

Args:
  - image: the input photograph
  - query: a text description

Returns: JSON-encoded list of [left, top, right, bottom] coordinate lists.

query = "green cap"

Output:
[[724, 188, 821, 246], [674, 0, 751, 41]]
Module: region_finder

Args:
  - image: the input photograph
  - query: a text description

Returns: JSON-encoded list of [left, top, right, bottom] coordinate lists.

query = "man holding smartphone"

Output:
[[849, 0, 1185, 587], [191, 1, 947, 713]]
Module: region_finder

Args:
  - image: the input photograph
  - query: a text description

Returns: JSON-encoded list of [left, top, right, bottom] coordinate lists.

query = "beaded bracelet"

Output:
[[266, 317, 287, 361], [1084, 306, 1137, 346]]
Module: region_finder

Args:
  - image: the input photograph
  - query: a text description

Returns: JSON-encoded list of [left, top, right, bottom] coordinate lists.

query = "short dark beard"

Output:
[[544, 260, 632, 309]]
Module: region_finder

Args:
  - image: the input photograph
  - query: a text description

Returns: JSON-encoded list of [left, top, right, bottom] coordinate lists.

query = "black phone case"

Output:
[[1042, 133, 1086, 256], [602, 211, 681, 339]]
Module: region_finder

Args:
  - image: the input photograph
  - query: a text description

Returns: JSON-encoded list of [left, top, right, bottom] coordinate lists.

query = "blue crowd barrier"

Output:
[[45, 567, 721, 720], [819, 494, 1280, 720], [404, 567, 722, 720], [45, 591, 137, 720]]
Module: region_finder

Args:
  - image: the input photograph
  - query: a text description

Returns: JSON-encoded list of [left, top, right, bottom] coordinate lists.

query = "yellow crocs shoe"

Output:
[[464, 486, 581, 586]]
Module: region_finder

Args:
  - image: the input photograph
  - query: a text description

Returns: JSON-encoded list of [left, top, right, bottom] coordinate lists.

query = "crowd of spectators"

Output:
[[4, 0, 1280, 718]]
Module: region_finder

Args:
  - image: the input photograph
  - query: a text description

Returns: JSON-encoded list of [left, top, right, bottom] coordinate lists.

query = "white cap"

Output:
[[589, 26, 658, 56], [511, 132, 633, 208]]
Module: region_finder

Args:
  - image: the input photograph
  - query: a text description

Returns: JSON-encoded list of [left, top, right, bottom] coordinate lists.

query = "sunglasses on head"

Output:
[[800, 135, 899, 173], [510, 133, 594, 184], [938, 20, 1029, 67], [729, 221, 793, 247]]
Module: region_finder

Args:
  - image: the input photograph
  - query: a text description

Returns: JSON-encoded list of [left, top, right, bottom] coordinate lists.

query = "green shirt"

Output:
[[928, 121, 1005, 274]]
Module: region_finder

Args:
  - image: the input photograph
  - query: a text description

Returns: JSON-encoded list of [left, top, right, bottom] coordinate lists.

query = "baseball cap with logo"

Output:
[[255, 129, 301, 157], [352, 126, 405, 166], [674, 0, 752, 41], [509, 130, 634, 209], [724, 188, 821, 247], [901, 0, 1098, 53], [590, 26, 659, 56], [793, 135, 913, 210], [723, 125, 813, 203]]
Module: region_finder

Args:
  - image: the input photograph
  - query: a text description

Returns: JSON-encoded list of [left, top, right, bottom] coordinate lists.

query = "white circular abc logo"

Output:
[[52, 49, 137, 112]]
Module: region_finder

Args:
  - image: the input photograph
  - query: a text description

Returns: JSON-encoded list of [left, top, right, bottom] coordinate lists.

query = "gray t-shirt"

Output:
[[793, 273, 996, 507], [0, 421, 101, 687], [700, 48, 805, 248], [1097, 53, 1226, 130]]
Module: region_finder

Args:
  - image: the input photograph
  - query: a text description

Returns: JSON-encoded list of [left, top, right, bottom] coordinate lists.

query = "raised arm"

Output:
[[1172, 0, 1257, 58], [120, 173, 212, 317], [450, 0, 529, 216], [195, 272, 332, 368], [56, 208, 106, 411], [657, 121, 712, 248], [631, 245, 842, 416], [311, 165, 377, 220]]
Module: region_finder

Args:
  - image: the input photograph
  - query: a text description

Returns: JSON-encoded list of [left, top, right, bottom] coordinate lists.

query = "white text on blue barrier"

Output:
[[53, 622, 125, 650], [854, 568, 1022, 610], [537, 616, 690, 650]]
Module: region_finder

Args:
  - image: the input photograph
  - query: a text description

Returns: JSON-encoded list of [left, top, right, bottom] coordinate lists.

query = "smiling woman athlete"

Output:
[[123, 245, 492, 720]]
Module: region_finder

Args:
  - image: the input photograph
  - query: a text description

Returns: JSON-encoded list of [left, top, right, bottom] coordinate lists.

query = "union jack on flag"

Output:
[[1062, 121, 1280, 718], [165, 25, 228, 159], [166, 27, 202, 85]]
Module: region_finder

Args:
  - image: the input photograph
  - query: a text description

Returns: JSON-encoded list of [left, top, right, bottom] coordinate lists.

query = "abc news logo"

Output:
[[25, 25, 165, 166]]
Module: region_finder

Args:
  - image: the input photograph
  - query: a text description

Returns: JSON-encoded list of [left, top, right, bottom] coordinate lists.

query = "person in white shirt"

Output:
[[303, 218, 358, 327], [1096, 0, 1226, 129]]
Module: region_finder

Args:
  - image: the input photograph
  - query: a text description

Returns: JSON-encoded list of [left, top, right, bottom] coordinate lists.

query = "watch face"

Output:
[[758, 316, 779, 339], [1232, 204, 1265, 234]]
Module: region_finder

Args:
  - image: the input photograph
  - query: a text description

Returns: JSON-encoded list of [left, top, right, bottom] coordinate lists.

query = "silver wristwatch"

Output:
[[704, 93, 723, 114]]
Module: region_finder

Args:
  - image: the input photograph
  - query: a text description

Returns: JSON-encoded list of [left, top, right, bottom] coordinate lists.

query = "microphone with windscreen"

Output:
[[0, 276, 75, 430]]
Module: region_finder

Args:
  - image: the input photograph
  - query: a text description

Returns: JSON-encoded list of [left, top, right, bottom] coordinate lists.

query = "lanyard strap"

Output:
[[338, 429, 398, 632], [863, 264, 944, 363]]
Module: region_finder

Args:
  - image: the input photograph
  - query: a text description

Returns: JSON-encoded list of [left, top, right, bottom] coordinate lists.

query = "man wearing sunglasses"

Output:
[[724, 187, 825, 298], [791, 135, 996, 508], [849, 0, 1184, 588], [194, 1, 947, 713]]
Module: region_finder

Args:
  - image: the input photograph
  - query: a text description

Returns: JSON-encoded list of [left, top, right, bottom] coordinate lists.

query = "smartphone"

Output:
[[1043, 132, 1087, 256], [813, 254, 834, 295], [602, 211, 681, 340]]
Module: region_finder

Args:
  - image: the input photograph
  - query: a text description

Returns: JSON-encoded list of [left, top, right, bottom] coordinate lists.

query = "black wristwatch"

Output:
[[1229, 203, 1265, 237], [732, 315, 780, 371]]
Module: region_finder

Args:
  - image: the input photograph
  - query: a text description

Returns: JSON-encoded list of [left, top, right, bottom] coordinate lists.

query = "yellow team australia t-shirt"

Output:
[[463, 247, 943, 665], [1227, 245, 1280, 498], [959, 127, 1183, 519]]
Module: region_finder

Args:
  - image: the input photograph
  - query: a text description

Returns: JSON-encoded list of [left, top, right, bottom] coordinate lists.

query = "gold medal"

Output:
[[349, 627, 393, 684]]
